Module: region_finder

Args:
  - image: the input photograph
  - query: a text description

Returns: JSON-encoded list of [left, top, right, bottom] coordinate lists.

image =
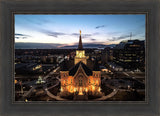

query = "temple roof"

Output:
[[69, 61, 92, 76]]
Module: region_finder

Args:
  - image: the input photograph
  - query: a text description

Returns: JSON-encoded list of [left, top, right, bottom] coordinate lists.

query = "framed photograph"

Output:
[[14, 14, 146, 102], [0, 0, 160, 116]]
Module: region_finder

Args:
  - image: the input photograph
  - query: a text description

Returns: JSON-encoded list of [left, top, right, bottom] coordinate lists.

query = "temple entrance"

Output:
[[78, 87, 83, 95], [73, 87, 88, 100]]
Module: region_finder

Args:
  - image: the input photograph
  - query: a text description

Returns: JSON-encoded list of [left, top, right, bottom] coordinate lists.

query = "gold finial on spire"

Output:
[[80, 30, 81, 35]]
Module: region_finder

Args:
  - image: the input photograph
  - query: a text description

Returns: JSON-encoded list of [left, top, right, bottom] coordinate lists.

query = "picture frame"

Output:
[[0, 0, 160, 116]]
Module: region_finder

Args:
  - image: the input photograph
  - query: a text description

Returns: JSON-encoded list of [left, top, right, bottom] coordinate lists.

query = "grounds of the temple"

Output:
[[15, 31, 145, 101]]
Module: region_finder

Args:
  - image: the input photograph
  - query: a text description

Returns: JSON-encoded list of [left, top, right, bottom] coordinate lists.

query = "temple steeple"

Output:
[[74, 30, 87, 65], [78, 30, 83, 50]]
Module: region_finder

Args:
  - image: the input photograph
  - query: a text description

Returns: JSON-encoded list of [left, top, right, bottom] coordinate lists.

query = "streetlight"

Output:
[[25, 99, 28, 102]]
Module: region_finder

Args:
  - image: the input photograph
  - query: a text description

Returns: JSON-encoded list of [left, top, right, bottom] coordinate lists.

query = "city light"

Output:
[[14, 79, 17, 84]]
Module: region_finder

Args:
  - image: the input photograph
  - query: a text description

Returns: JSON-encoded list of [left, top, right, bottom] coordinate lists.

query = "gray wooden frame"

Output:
[[0, 0, 160, 116]]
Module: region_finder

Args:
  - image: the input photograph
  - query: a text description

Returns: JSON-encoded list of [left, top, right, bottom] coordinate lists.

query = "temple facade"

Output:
[[60, 30, 102, 100]]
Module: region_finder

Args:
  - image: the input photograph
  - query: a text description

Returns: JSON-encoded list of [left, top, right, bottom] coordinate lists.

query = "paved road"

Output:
[[122, 72, 145, 84], [56, 76, 60, 81], [123, 72, 130, 76], [43, 74, 66, 101], [43, 66, 60, 80], [23, 85, 36, 97], [47, 80, 59, 90], [23, 67, 60, 97], [118, 89, 145, 92], [22, 80, 37, 85], [17, 65, 61, 100], [45, 89, 67, 101], [94, 89, 118, 101]]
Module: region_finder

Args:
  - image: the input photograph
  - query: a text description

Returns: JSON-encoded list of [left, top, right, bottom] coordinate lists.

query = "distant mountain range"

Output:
[[15, 42, 116, 49], [61, 43, 116, 49], [15, 43, 61, 49]]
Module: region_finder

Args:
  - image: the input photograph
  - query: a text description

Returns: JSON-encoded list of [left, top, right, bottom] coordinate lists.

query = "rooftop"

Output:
[[69, 61, 92, 76]]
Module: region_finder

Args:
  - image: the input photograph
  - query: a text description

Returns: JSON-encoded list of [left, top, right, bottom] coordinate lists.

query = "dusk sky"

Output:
[[15, 14, 145, 48]]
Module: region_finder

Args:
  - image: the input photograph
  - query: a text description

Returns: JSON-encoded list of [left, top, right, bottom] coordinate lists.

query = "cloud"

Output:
[[93, 32, 100, 35], [15, 33, 31, 39], [107, 32, 121, 35], [15, 37, 20, 39], [71, 33, 92, 38], [90, 38, 96, 41], [40, 29, 99, 39], [141, 35, 145, 37], [109, 37, 118, 41], [95, 25, 106, 29], [25, 18, 52, 26], [109, 34, 137, 41], [40, 30, 66, 38], [71, 33, 79, 36], [15, 33, 30, 36], [117, 35, 131, 40], [83, 34, 92, 38]]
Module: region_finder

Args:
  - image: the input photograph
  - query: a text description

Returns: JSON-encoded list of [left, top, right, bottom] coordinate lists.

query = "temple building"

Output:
[[60, 30, 102, 100]]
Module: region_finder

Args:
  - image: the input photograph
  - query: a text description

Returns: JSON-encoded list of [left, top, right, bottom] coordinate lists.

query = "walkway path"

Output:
[[93, 89, 118, 101], [23, 85, 36, 97], [45, 89, 67, 101], [47, 81, 59, 90], [43, 66, 60, 80], [43, 76, 67, 101]]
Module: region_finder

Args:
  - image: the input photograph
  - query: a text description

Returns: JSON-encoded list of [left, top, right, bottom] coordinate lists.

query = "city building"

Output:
[[105, 47, 114, 62], [15, 63, 42, 74], [112, 40, 145, 71], [60, 31, 102, 100]]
